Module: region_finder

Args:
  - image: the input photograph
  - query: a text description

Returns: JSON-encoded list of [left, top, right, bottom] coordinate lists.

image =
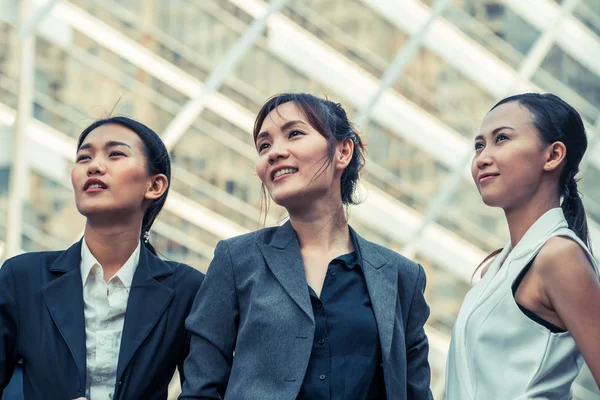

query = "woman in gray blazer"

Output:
[[180, 93, 433, 400]]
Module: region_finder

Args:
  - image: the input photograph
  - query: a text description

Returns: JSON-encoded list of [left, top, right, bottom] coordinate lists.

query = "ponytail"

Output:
[[561, 176, 592, 253]]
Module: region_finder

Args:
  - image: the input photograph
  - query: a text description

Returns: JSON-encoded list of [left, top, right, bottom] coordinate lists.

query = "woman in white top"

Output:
[[446, 93, 600, 399]]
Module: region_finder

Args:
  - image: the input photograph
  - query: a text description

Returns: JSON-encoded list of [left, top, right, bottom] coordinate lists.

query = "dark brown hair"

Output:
[[77, 116, 171, 256], [253, 93, 366, 218], [475, 92, 591, 277]]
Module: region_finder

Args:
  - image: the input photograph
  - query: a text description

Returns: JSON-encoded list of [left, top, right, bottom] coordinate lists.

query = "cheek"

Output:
[[117, 165, 149, 188], [470, 158, 478, 184], [255, 158, 268, 184], [71, 166, 82, 189]]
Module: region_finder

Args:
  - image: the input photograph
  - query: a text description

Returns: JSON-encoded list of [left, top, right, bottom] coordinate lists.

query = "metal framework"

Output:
[[354, 0, 452, 128], [401, 0, 585, 257], [161, 0, 291, 150]]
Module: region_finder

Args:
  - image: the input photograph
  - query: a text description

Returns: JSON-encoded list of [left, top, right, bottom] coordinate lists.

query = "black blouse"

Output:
[[298, 234, 385, 399]]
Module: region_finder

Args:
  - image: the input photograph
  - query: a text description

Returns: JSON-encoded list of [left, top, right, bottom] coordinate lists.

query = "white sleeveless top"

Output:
[[446, 208, 599, 400]]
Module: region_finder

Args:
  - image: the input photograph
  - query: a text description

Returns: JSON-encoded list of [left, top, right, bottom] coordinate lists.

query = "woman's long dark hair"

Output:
[[475, 93, 591, 276], [77, 116, 171, 256]]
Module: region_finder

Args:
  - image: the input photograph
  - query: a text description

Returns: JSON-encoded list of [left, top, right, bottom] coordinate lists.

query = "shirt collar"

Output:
[[80, 238, 141, 288], [333, 228, 363, 270]]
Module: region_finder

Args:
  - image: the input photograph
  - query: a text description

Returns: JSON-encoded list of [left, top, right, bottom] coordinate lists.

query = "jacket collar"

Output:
[[257, 221, 395, 363], [43, 240, 175, 386], [265, 221, 386, 269]]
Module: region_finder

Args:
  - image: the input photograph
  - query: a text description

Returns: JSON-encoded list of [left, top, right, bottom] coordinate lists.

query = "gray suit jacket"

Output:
[[180, 222, 432, 400]]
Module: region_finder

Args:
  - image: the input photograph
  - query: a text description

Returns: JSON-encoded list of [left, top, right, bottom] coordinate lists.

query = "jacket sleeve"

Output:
[[178, 271, 205, 386], [0, 259, 19, 395], [405, 264, 433, 400], [179, 241, 239, 400]]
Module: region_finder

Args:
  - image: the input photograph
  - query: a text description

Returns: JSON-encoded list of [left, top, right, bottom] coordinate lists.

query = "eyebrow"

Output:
[[78, 140, 132, 152], [256, 120, 309, 141], [474, 126, 515, 142]]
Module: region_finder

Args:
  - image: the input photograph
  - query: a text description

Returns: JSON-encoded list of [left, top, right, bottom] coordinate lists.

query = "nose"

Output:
[[87, 157, 106, 176], [475, 148, 493, 170], [268, 142, 289, 165]]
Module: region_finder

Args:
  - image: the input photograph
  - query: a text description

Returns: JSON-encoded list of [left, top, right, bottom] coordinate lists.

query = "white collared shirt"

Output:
[[81, 238, 140, 400]]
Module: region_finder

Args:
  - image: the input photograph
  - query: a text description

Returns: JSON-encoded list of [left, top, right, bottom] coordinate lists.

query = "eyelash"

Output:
[[257, 130, 305, 153], [474, 134, 509, 151]]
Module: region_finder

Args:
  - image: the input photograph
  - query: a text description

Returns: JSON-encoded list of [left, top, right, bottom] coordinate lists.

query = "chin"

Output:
[[270, 193, 295, 209], [479, 193, 507, 208], [269, 189, 311, 211], [76, 201, 120, 218]]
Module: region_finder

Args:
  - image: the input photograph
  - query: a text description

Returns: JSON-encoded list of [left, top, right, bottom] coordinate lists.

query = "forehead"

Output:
[[260, 102, 306, 131], [479, 101, 533, 134], [80, 123, 143, 149]]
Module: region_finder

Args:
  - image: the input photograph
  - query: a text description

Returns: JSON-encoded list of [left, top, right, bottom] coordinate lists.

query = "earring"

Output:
[[143, 231, 150, 243]]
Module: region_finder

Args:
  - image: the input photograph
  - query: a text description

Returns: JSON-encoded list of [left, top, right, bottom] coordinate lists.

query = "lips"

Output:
[[83, 178, 108, 192], [478, 173, 499, 184]]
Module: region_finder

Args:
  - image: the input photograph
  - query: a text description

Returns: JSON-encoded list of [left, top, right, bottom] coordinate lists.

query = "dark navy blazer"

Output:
[[180, 221, 433, 400], [0, 241, 204, 400]]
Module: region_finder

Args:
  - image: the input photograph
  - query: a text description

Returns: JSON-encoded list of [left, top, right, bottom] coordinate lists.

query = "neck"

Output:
[[504, 191, 560, 248], [288, 199, 352, 253], [83, 220, 142, 278]]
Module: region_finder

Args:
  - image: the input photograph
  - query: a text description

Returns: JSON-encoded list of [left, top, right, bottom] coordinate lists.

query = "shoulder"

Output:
[[4, 250, 63, 265], [164, 260, 205, 287], [535, 235, 597, 288], [359, 235, 424, 280], [224, 226, 278, 245], [219, 225, 280, 253], [1, 250, 63, 275]]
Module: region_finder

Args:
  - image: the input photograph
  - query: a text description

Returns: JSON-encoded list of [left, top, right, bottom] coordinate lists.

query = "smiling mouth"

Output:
[[272, 168, 298, 181]]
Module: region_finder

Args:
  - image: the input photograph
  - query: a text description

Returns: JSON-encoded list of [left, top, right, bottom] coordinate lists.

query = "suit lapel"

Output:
[[256, 221, 314, 322], [354, 230, 397, 366], [116, 247, 174, 381], [41, 241, 87, 387]]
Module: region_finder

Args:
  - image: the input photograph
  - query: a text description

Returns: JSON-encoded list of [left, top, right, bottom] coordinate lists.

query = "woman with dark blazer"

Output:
[[0, 117, 204, 400], [180, 93, 433, 400]]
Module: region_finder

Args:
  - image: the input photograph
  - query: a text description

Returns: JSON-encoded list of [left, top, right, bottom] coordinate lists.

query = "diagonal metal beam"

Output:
[[18, 0, 60, 41], [161, 0, 291, 151], [354, 0, 452, 128], [358, 0, 600, 160], [505, 0, 600, 81], [512, 0, 581, 92]]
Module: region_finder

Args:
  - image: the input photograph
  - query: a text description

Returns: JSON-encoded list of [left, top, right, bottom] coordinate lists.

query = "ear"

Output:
[[543, 141, 567, 172], [335, 138, 354, 170], [144, 174, 169, 201]]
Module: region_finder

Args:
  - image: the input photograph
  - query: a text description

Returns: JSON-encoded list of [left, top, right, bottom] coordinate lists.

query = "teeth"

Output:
[[273, 168, 297, 179], [88, 183, 104, 189]]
